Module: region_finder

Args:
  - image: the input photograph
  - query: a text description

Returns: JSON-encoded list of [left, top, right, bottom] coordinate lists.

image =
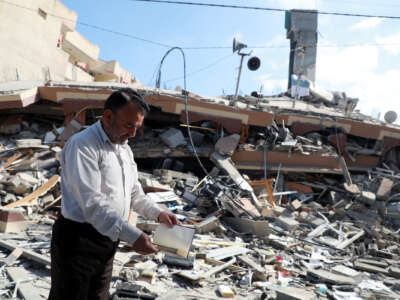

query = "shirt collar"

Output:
[[96, 120, 129, 148], [96, 120, 111, 146]]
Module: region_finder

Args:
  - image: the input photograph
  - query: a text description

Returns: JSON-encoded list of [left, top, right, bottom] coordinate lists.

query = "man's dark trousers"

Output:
[[49, 214, 119, 300]]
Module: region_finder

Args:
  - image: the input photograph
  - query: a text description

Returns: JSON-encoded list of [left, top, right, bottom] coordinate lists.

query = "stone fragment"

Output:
[[389, 266, 400, 279], [344, 183, 360, 194], [15, 139, 43, 148], [358, 191, 376, 205], [377, 178, 394, 200], [290, 199, 302, 210], [218, 285, 234, 298], [275, 216, 299, 232], [3, 193, 17, 204], [215, 134, 240, 156], [195, 216, 220, 234], [160, 128, 186, 148]]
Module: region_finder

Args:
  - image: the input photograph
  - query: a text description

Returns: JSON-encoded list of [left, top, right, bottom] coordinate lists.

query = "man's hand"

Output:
[[132, 233, 159, 255], [158, 210, 181, 228]]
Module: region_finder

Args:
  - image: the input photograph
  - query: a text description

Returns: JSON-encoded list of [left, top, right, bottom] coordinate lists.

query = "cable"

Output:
[[2, 0, 400, 51], [127, 0, 400, 19], [155, 47, 209, 175], [0, 0, 173, 48], [164, 53, 234, 83]]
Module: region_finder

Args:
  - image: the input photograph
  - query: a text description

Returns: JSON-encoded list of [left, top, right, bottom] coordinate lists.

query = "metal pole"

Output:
[[234, 53, 245, 99]]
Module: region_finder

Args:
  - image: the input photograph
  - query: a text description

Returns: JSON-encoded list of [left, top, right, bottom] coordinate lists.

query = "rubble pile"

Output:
[[0, 85, 400, 299]]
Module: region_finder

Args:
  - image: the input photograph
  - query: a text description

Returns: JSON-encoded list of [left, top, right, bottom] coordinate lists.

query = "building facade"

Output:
[[0, 0, 136, 83]]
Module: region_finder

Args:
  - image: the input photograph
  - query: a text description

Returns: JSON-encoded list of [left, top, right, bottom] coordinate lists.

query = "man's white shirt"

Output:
[[60, 120, 162, 244]]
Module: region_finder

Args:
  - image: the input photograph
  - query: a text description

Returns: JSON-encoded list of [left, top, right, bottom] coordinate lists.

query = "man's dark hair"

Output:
[[104, 88, 150, 115]]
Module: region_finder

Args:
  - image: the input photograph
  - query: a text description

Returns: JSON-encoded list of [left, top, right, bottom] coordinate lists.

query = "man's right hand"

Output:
[[132, 233, 159, 255]]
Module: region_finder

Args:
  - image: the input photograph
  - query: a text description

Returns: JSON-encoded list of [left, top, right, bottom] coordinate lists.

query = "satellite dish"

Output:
[[232, 38, 247, 53], [247, 56, 261, 71], [384, 111, 397, 124]]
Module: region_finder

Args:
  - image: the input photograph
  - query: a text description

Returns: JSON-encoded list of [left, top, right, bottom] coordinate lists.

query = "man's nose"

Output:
[[128, 127, 137, 137]]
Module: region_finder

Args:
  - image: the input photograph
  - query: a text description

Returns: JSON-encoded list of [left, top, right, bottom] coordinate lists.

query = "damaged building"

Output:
[[0, 2, 400, 300]]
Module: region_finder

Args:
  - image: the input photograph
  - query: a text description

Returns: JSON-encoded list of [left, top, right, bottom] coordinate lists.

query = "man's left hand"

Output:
[[158, 211, 181, 228]]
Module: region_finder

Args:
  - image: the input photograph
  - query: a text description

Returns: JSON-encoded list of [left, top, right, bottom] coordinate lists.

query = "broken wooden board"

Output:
[[5, 175, 60, 208], [0, 239, 50, 267], [203, 257, 236, 279], [1, 153, 23, 169], [3, 248, 23, 266]]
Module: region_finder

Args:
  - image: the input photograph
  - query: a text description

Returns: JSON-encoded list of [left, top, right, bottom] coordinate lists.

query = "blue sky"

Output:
[[65, 0, 400, 119]]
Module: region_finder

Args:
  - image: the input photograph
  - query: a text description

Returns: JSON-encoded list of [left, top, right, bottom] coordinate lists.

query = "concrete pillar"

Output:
[[286, 9, 318, 89]]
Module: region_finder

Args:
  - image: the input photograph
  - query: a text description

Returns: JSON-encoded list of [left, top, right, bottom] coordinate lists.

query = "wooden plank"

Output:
[[6, 267, 43, 300], [3, 248, 23, 266], [205, 257, 246, 272], [1, 153, 23, 169], [203, 258, 236, 279], [0, 239, 51, 267], [5, 175, 60, 208]]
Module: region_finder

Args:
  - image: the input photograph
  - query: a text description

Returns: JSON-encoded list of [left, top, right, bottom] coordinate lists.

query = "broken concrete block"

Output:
[[377, 178, 394, 200], [206, 246, 249, 261], [195, 216, 220, 234], [290, 199, 302, 210], [307, 268, 357, 285], [12, 184, 31, 195], [344, 183, 360, 194], [15, 139, 43, 148], [389, 266, 400, 279], [358, 191, 376, 205], [0, 209, 28, 233], [354, 260, 389, 275], [3, 193, 17, 204], [17, 173, 39, 185], [61, 119, 83, 142], [276, 287, 317, 300], [275, 216, 299, 232], [160, 128, 186, 148], [331, 265, 361, 278], [217, 285, 234, 298], [215, 134, 240, 156]]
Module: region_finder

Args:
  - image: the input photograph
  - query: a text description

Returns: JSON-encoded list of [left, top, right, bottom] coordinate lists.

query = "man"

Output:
[[49, 88, 179, 300]]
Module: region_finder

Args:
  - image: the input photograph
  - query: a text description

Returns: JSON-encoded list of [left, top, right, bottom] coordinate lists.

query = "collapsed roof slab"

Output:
[[0, 87, 39, 110]]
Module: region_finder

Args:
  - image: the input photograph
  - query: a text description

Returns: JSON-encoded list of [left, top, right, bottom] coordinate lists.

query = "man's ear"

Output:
[[103, 109, 115, 126]]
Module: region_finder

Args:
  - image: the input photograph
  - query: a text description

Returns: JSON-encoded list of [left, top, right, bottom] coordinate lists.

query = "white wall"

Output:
[[0, 0, 79, 82]]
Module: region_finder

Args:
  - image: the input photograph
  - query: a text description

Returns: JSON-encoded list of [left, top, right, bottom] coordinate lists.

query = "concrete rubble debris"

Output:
[[1, 83, 400, 299]]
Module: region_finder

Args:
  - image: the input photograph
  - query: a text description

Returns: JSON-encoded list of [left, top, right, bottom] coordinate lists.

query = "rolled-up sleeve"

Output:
[[63, 139, 143, 244], [130, 165, 163, 222]]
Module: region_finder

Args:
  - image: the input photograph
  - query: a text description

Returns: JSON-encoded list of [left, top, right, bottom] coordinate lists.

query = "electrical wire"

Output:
[[2, 0, 400, 51], [164, 53, 234, 83], [127, 0, 400, 19], [155, 47, 209, 175], [0, 0, 173, 48]]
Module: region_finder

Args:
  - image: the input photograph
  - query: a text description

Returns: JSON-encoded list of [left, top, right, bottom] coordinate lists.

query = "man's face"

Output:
[[104, 103, 144, 144]]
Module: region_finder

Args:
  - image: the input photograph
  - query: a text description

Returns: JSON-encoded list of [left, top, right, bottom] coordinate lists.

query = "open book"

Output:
[[153, 224, 195, 258]]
